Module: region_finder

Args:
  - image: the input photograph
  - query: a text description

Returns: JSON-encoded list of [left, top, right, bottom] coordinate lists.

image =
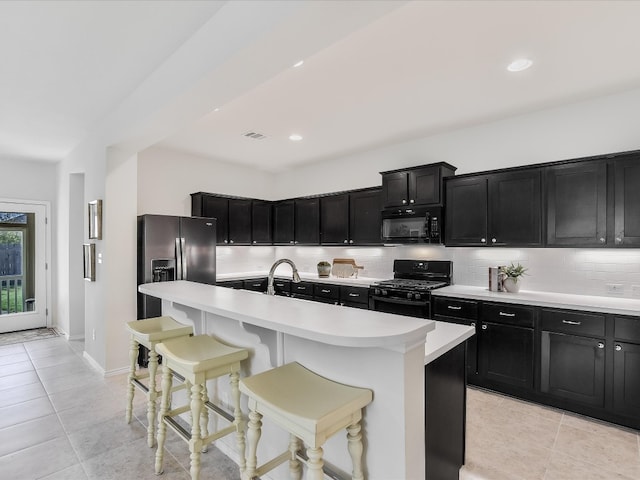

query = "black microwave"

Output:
[[381, 206, 443, 243]]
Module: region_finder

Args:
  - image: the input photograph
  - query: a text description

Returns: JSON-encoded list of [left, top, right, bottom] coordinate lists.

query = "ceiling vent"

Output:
[[243, 131, 267, 140]]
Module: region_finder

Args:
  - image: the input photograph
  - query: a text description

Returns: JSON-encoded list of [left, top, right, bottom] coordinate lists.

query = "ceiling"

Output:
[[4, 1, 640, 172]]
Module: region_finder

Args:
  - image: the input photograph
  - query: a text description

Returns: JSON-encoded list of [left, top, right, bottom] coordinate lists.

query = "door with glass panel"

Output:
[[0, 202, 47, 333]]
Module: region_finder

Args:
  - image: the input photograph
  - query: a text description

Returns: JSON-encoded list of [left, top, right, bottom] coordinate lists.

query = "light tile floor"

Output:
[[1, 335, 639, 479]]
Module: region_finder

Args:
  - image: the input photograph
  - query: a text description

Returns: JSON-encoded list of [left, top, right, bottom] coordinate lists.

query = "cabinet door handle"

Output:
[[491, 238, 497, 243], [349, 293, 360, 297], [297, 286, 306, 290], [321, 289, 331, 293], [481, 324, 488, 330], [343, 240, 348, 244], [499, 312, 515, 317], [597, 342, 605, 349], [230, 240, 234, 244], [349, 240, 354, 244], [224, 240, 228, 244], [599, 237, 605, 243], [447, 305, 462, 310], [562, 320, 582, 326], [289, 240, 294, 244], [409, 199, 415, 204], [481, 238, 486, 243], [253, 241, 257, 244], [615, 344, 622, 352], [402, 199, 407, 204], [470, 322, 475, 328]]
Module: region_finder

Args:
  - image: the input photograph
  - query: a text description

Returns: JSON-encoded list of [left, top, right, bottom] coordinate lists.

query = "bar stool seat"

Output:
[[125, 316, 193, 448], [155, 334, 249, 480], [240, 362, 373, 480]]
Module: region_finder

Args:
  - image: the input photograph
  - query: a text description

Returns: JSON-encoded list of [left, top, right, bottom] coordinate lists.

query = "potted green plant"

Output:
[[317, 261, 331, 278], [500, 262, 527, 293]]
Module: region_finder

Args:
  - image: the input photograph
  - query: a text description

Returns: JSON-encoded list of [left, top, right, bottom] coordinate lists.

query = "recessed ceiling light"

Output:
[[293, 60, 304, 68], [507, 58, 533, 72], [289, 134, 303, 141], [213, 107, 220, 112]]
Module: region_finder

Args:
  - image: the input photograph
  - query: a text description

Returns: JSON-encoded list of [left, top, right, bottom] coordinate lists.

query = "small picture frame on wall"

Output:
[[83, 243, 96, 281], [88, 199, 102, 240]]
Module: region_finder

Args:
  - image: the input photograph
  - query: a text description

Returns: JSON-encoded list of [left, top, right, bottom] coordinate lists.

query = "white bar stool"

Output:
[[125, 316, 193, 448], [239, 362, 373, 480], [154, 334, 249, 480]]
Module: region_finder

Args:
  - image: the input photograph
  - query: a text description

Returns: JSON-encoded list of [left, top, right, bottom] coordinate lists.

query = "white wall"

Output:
[[215, 87, 640, 299], [137, 147, 275, 216], [0, 156, 57, 325]]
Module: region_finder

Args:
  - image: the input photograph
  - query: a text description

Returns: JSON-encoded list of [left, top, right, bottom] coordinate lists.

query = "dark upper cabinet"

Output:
[[349, 188, 382, 245], [228, 199, 252, 245], [273, 200, 295, 245], [294, 198, 320, 245], [489, 170, 542, 246], [546, 161, 607, 246], [444, 176, 488, 246], [445, 169, 542, 247], [381, 163, 456, 208], [252, 200, 272, 245], [320, 189, 382, 246], [192, 193, 229, 244], [320, 194, 350, 245], [614, 156, 640, 247]]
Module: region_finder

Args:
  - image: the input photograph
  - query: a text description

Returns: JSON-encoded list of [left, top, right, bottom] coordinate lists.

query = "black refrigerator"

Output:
[[137, 214, 216, 335]]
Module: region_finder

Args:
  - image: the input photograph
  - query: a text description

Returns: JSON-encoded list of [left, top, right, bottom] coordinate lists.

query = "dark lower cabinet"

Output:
[[480, 322, 534, 390], [541, 331, 605, 407], [242, 278, 267, 292], [216, 280, 243, 289], [425, 342, 466, 480], [613, 341, 640, 418]]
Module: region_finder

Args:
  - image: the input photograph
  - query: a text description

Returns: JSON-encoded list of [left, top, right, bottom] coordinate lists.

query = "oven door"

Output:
[[369, 293, 431, 318]]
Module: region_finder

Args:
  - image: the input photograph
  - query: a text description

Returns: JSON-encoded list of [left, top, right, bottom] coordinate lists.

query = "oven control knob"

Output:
[[406, 292, 412, 300], [381, 289, 388, 296], [373, 288, 381, 296], [414, 293, 421, 301]]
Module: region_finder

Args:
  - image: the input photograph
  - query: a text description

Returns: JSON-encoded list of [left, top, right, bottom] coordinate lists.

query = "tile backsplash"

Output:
[[216, 245, 640, 298]]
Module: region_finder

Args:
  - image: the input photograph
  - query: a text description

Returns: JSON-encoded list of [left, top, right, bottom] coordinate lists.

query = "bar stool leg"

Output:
[[200, 384, 209, 453], [230, 370, 246, 474], [347, 421, 365, 480], [244, 409, 262, 480], [306, 446, 324, 480], [189, 382, 204, 480], [289, 435, 302, 480], [147, 346, 159, 448], [125, 337, 138, 424], [155, 365, 172, 475]]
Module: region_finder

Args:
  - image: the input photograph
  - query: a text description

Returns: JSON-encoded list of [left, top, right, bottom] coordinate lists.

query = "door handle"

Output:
[[447, 305, 462, 310], [562, 320, 582, 326], [499, 312, 515, 317]]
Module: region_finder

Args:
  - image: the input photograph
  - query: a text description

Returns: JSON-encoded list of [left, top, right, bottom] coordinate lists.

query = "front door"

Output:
[[0, 201, 47, 333]]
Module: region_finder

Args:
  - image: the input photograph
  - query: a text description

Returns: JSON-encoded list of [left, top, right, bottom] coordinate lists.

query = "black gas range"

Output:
[[369, 259, 452, 318]]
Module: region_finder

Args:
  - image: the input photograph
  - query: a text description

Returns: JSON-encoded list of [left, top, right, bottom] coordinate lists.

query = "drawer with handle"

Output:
[[291, 282, 314, 296], [242, 278, 267, 292], [483, 302, 534, 328], [433, 297, 479, 321], [340, 285, 369, 305], [541, 309, 605, 337], [313, 283, 340, 300]]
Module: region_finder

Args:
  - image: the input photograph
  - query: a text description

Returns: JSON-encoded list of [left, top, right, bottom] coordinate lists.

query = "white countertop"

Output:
[[216, 271, 385, 287], [433, 285, 640, 317], [139, 280, 434, 351], [424, 321, 475, 364]]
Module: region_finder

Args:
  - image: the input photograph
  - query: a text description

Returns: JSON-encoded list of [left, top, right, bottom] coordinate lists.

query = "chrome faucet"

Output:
[[267, 258, 301, 295]]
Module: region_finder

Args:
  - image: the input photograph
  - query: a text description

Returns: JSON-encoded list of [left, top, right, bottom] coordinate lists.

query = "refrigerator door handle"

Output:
[[175, 238, 183, 280], [181, 237, 187, 279]]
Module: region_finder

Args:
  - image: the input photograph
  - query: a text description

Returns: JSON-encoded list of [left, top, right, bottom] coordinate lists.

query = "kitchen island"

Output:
[[139, 280, 473, 480]]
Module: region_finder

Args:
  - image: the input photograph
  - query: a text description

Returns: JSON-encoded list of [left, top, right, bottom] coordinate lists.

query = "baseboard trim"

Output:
[[82, 351, 105, 376]]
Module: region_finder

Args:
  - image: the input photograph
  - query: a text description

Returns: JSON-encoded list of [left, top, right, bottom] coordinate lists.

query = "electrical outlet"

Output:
[[92, 329, 96, 340], [631, 285, 640, 297], [606, 283, 624, 295]]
